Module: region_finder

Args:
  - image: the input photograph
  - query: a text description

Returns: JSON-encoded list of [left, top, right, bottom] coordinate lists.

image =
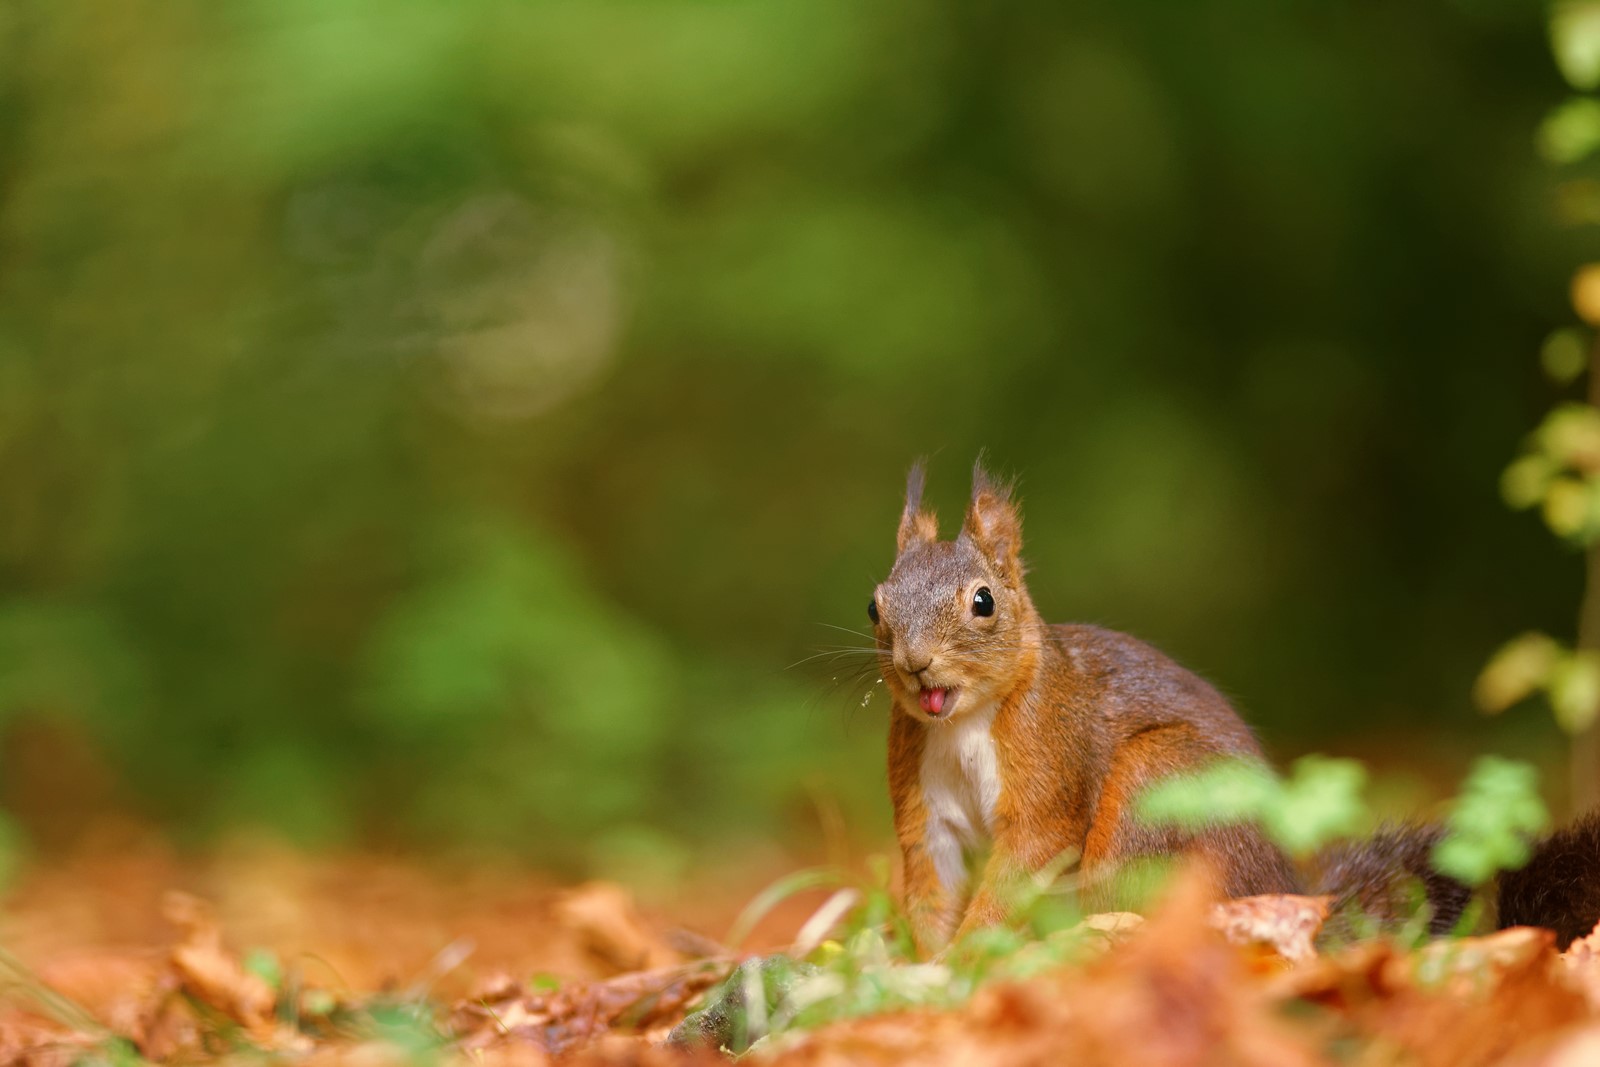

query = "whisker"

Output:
[[816, 622, 878, 642], [785, 648, 881, 671]]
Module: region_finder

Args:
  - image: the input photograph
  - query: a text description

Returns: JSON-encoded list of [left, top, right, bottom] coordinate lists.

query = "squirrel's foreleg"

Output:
[[896, 808, 960, 957]]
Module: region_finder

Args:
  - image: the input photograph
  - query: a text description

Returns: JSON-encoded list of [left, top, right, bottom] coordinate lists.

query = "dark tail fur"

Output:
[[1310, 824, 1473, 938], [1311, 815, 1600, 948], [1496, 812, 1600, 948]]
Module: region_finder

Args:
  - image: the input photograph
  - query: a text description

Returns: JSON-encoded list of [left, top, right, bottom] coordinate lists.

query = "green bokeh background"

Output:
[[0, 1, 1587, 872]]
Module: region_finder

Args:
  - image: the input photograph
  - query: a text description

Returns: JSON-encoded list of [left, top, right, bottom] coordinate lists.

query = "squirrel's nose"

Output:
[[896, 646, 934, 677]]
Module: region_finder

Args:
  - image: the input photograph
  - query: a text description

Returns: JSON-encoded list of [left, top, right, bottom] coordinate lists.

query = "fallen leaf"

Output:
[[1560, 918, 1600, 1009], [1296, 928, 1584, 1067], [451, 960, 732, 1056], [553, 883, 683, 974], [32, 949, 169, 1042], [1210, 895, 1331, 965], [0, 1015, 106, 1067], [1499, 1022, 1600, 1067], [162, 891, 276, 1033], [1265, 939, 1395, 1011], [1404, 926, 1555, 995]]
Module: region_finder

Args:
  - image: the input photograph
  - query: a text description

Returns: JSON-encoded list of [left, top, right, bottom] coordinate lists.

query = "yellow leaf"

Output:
[[1554, 1, 1600, 91], [1474, 632, 1563, 714], [1550, 650, 1600, 734], [1574, 263, 1600, 325], [1536, 404, 1600, 470], [1542, 476, 1593, 538]]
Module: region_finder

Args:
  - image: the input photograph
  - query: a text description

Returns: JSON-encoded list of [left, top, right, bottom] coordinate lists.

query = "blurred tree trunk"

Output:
[[1577, 345, 1600, 814], [1577, 562, 1600, 812]]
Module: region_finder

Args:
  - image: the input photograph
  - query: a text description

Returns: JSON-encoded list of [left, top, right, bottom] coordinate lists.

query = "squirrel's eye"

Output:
[[972, 587, 995, 617], [868, 599, 880, 624]]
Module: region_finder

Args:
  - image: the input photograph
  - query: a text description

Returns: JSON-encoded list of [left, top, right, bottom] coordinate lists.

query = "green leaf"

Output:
[[1271, 755, 1368, 855], [1432, 757, 1549, 887], [1136, 759, 1278, 830], [1136, 755, 1367, 858], [242, 948, 283, 991]]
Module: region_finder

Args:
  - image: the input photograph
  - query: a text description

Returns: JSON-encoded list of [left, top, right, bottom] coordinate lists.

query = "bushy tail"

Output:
[[1310, 824, 1472, 937], [1496, 811, 1600, 949], [1312, 815, 1600, 948]]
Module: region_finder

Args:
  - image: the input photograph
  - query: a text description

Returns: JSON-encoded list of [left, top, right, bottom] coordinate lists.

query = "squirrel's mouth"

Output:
[[918, 686, 956, 717]]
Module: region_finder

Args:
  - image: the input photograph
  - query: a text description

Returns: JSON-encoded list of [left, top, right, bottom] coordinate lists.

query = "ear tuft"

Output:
[[896, 459, 939, 552], [963, 457, 1022, 576]]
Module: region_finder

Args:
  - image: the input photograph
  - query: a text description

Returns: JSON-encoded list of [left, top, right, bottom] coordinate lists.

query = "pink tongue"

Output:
[[920, 687, 947, 714]]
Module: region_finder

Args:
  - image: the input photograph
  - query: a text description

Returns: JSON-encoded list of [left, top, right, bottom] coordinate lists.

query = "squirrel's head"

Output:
[[870, 460, 1041, 725]]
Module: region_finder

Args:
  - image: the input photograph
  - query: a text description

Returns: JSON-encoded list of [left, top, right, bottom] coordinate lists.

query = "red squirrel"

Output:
[[871, 460, 1600, 956]]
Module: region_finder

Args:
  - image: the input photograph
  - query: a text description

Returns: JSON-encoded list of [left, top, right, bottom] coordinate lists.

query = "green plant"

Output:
[[1431, 756, 1551, 887], [1136, 755, 1369, 858], [1475, 0, 1600, 808]]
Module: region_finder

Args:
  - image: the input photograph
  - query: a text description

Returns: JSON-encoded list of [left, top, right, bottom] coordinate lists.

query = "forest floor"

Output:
[[4, 825, 1600, 1067]]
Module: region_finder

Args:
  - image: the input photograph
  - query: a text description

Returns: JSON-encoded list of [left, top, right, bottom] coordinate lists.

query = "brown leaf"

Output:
[[1210, 894, 1331, 965], [1562, 918, 1600, 959], [138, 995, 201, 1062], [1265, 940, 1395, 1011], [162, 891, 276, 1033], [1403, 926, 1556, 997], [450, 960, 732, 1056], [553, 882, 683, 974], [32, 948, 170, 1043], [1499, 1022, 1600, 1067], [0, 1014, 105, 1067], [1273, 927, 1587, 1067], [1559, 918, 1600, 1009]]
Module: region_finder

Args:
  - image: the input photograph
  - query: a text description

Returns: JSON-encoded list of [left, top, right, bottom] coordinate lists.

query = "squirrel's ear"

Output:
[[896, 459, 938, 552], [962, 459, 1022, 577]]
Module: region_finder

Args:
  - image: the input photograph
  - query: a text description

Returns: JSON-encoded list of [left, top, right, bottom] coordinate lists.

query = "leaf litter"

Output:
[[5, 845, 1600, 1065]]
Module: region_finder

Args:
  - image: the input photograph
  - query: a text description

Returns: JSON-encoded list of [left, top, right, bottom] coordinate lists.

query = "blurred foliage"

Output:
[[1432, 755, 1550, 885], [1138, 755, 1369, 858], [1478, 0, 1600, 749], [0, 0, 1589, 865]]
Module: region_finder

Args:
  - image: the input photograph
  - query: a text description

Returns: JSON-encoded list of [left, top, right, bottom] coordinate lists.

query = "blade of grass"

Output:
[[725, 869, 846, 951], [0, 943, 108, 1037], [792, 889, 862, 958]]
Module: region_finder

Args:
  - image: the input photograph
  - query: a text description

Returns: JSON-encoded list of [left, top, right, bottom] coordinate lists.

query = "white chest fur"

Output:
[[919, 706, 1001, 898]]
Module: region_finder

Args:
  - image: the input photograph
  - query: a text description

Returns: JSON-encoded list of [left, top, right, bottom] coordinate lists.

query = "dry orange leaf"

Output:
[[1560, 918, 1600, 1009], [162, 891, 276, 1033], [450, 960, 731, 1056], [1210, 894, 1331, 965], [553, 882, 684, 975]]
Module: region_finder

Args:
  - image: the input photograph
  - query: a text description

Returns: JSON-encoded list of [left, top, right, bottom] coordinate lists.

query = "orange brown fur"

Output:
[[873, 461, 1297, 956]]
